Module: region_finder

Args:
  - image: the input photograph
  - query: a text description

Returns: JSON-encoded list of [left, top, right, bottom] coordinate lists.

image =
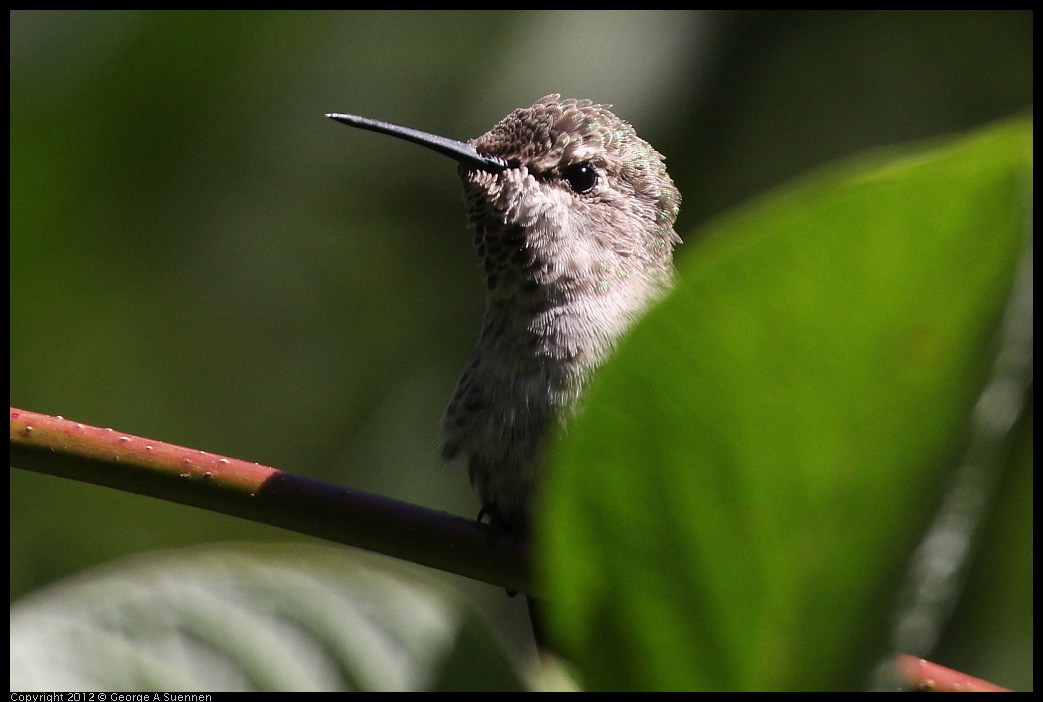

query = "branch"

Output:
[[895, 654, 1011, 692], [9, 407, 533, 595]]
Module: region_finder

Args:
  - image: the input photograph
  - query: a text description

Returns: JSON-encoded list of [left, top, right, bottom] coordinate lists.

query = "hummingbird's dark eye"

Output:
[[563, 163, 597, 194]]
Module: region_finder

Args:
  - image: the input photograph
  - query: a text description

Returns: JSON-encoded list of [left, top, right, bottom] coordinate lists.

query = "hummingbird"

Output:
[[328, 95, 681, 536]]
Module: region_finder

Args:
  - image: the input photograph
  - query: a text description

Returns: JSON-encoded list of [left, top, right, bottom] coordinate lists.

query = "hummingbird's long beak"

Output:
[[326, 113, 509, 173]]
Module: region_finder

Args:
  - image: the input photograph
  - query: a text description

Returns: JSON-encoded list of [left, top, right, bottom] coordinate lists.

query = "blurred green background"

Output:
[[10, 10, 1032, 665]]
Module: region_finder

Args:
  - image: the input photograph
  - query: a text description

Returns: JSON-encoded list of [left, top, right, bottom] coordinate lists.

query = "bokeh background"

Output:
[[10, 10, 1032, 675]]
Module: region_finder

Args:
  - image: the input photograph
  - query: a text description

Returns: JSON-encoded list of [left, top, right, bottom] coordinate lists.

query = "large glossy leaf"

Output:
[[540, 118, 1032, 690]]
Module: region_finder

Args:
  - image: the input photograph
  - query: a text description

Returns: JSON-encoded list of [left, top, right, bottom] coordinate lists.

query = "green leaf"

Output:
[[539, 118, 1032, 690], [10, 545, 526, 692]]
